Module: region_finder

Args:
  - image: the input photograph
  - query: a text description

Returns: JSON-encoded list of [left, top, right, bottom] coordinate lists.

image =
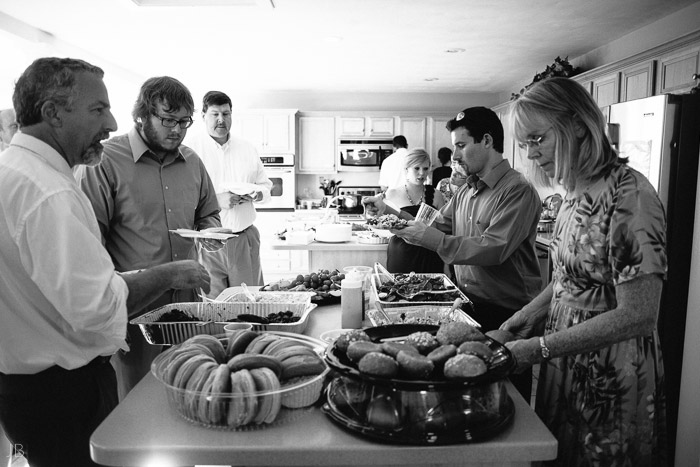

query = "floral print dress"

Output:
[[536, 163, 668, 466]]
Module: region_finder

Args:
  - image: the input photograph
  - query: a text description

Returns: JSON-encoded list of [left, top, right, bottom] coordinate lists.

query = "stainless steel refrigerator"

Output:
[[609, 92, 700, 462]]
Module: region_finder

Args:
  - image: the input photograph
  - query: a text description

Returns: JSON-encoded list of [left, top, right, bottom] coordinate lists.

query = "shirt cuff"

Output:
[[421, 226, 444, 251]]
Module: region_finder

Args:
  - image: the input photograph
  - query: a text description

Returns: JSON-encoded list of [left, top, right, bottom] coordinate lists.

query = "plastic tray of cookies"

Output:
[[130, 301, 317, 345], [151, 332, 330, 430], [370, 273, 469, 311]]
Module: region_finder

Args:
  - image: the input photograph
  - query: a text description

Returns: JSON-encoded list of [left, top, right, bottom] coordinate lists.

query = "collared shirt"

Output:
[[422, 159, 543, 309], [78, 127, 222, 308], [378, 148, 408, 189], [185, 129, 272, 232], [0, 134, 129, 374]]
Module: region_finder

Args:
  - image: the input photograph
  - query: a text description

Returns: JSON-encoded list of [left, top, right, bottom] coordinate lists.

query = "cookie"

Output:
[[357, 352, 399, 378], [396, 350, 434, 379], [405, 331, 439, 355], [436, 322, 485, 346]]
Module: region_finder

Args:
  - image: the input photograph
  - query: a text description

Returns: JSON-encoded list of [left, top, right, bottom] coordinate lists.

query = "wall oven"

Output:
[[258, 154, 296, 212], [337, 139, 393, 172]]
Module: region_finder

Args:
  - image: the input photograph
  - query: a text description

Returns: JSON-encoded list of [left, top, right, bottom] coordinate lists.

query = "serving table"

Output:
[[90, 304, 557, 467], [268, 237, 388, 270]]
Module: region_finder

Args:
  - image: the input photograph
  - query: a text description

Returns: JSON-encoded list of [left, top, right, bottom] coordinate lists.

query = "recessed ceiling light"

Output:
[[445, 48, 465, 53], [424, 78, 439, 82]]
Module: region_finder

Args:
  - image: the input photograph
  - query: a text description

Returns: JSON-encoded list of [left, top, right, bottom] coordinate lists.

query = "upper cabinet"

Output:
[[426, 116, 454, 168], [397, 117, 427, 152], [590, 72, 620, 108], [337, 116, 395, 137], [656, 43, 700, 94], [620, 60, 656, 102], [231, 109, 297, 154], [297, 115, 336, 174]]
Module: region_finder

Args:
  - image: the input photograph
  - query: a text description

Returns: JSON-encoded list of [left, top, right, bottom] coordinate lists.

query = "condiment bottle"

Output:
[[341, 269, 363, 328]]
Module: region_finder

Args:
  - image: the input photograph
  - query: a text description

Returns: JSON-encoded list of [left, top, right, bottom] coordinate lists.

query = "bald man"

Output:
[[0, 108, 18, 151]]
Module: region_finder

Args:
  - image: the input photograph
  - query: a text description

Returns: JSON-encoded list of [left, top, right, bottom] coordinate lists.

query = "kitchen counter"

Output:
[[269, 236, 388, 270], [90, 304, 558, 467]]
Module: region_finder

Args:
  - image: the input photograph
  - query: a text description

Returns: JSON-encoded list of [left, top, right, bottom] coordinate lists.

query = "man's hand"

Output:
[[166, 260, 212, 294], [217, 191, 246, 209], [362, 194, 387, 217], [198, 227, 233, 252], [392, 220, 428, 245]]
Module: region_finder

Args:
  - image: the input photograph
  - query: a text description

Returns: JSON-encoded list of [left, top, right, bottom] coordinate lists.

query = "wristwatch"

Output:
[[539, 336, 551, 360]]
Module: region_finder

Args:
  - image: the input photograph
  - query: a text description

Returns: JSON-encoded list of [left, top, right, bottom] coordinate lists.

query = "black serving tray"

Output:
[[324, 324, 515, 391]]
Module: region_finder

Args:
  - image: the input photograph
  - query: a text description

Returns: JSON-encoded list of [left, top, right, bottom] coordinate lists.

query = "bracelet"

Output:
[[539, 335, 551, 361]]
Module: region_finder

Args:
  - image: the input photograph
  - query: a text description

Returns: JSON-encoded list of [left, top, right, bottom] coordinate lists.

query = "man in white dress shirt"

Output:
[[186, 91, 272, 289], [378, 135, 409, 192]]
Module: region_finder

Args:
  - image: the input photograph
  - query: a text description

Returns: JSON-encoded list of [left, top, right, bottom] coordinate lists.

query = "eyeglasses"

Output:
[[518, 128, 551, 149], [151, 112, 194, 129]]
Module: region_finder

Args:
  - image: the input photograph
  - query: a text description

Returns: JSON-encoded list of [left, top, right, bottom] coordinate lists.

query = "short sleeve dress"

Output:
[[386, 186, 444, 274], [536, 163, 668, 466]]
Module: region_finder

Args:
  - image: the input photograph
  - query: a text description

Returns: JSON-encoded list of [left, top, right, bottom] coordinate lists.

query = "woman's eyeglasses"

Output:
[[151, 112, 194, 129], [518, 128, 551, 149]]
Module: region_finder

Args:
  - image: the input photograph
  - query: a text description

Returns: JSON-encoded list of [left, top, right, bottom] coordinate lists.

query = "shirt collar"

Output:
[[478, 158, 511, 189], [11, 133, 72, 178], [127, 126, 187, 163]]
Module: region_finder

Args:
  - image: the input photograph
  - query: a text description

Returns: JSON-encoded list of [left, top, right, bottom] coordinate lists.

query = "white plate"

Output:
[[170, 229, 239, 240]]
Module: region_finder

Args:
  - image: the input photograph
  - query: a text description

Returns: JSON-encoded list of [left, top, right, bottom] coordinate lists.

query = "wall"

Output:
[[495, 1, 700, 104]]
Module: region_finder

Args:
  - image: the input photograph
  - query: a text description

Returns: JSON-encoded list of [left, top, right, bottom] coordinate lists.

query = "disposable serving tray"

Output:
[[366, 305, 480, 328], [370, 273, 469, 312], [130, 300, 316, 345]]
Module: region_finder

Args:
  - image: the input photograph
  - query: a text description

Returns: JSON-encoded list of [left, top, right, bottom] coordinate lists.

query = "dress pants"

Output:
[[464, 296, 532, 402], [0, 357, 117, 467], [202, 224, 265, 293]]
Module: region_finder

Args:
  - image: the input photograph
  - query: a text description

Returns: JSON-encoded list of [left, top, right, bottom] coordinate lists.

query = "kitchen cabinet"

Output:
[[426, 116, 454, 168], [256, 211, 309, 282], [655, 43, 700, 94], [231, 109, 297, 154], [396, 116, 426, 152], [298, 115, 336, 173], [337, 116, 395, 137], [591, 72, 620, 108], [620, 60, 655, 102]]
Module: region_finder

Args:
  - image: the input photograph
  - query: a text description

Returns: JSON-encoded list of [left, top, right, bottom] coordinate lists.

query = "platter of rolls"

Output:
[[151, 331, 329, 430], [321, 323, 516, 444]]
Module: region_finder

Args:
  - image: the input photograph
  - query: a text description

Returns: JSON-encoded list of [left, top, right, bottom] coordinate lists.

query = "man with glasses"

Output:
[[78, 76, 227, 400], [363, 106, 542, 399]]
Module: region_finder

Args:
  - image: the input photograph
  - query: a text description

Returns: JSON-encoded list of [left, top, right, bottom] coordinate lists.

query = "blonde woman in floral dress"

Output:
[[503, 77, 667, 466]]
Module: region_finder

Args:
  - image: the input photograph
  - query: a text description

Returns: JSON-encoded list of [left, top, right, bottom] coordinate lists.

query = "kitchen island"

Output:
[[268, 236, 388, 270], [90, 304, 557, 467]]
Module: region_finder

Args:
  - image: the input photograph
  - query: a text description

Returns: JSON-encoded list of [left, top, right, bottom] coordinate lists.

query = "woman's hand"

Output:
[[499, 309, 545, 340], [505, 337, 541, 373]]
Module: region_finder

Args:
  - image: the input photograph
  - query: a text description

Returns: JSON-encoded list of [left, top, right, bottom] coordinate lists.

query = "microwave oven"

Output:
[[337, 139, 394, 172]]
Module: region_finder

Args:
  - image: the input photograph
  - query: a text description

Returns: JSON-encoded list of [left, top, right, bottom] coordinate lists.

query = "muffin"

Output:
[[443, 353, 488, 379], [457, 341, 494, 360], [336, 329, 371, 353], [405, 331, 440, 355], [436, 322, 485, 346], [358, 352, 399, 377]]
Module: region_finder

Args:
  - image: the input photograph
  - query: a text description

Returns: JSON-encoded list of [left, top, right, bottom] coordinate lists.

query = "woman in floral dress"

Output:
[[502, 77, 667, 466]]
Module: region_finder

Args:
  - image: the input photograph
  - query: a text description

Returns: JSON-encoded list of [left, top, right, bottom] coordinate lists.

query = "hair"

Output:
[[392, 135, 408, 148], [132, 76, 194, 123], [510, 77, 623, 191], [446, 106, 504, 153], [437, 147, 452, 165], [12, 57, 104, 127], [202, 90, 232, 113], [404, 148, 431, 170]]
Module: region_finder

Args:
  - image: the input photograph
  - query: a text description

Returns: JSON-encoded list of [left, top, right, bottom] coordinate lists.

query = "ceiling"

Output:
[[0, 0, 698, 97]]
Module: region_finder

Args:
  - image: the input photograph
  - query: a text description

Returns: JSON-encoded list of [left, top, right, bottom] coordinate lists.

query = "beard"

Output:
[[80, 140, 105, 167], [142, 118, 183, 157]]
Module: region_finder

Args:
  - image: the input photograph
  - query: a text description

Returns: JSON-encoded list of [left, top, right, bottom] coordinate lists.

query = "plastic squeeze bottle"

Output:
[[341, 269, 363, 328]]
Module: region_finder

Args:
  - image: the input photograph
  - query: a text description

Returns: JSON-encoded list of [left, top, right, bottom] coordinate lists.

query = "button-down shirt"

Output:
[[185, 130, 272, 232], [0, 134, 129, 374], [78, 127, 222, 309], [422, 159, 542, 309]]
